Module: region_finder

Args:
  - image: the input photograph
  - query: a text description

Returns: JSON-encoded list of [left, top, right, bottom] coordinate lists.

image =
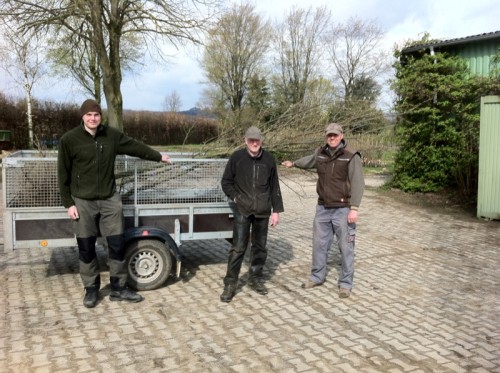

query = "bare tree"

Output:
[[1, 0, 222, 130], [0, 20, 45, 148], [201, 2, 271, 117], [47, 28, 103, 102], [323, 17, 390, 103], [271, 6, 331, 106], [46, 22, 143, 104], [164, 90, 182, 112]]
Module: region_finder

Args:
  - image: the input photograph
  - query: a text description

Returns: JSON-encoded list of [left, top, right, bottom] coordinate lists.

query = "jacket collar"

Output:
[[323, 139, 346, 157], [246, 147, 263, 159], [79, 122, 104, 137]]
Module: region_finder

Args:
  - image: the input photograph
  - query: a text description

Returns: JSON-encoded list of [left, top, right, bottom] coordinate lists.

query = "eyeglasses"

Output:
[[327, 133, 340, 138]]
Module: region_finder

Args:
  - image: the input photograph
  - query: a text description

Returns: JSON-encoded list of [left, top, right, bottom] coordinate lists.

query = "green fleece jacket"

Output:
[[58, 124, 162, 208]]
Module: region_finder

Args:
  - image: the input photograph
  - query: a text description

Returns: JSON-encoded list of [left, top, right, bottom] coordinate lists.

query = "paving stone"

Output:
[[1, 175, 499, 372]]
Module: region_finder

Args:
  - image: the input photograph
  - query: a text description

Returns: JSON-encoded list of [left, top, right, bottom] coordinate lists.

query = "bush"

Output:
[[123, 111, 218, 145], [0, 93, 219, 149], [391, 50, 500, 201]]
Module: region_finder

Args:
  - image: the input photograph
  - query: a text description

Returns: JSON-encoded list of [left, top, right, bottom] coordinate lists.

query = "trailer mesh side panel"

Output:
[[3, 151, 228, 208], [116, 157, 228, 205]]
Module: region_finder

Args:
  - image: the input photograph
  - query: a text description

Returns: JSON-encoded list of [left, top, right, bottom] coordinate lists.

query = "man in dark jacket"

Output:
[[220, 126, 284, 302], [282, 123, 364, 298], [58, 99, 171, 308]]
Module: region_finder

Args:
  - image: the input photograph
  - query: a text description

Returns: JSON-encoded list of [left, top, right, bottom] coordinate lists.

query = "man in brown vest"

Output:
[[282, 123, 364, 298]]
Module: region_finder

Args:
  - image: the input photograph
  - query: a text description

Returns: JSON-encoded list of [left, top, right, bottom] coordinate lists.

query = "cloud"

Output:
[[1, 0, 498, 112], [121, 52, 205, 111]]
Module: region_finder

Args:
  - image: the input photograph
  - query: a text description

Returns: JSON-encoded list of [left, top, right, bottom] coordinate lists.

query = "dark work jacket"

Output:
[[221, 148, 284, 217], [58, 124, 162, 208], [315, 144, 359, 208]]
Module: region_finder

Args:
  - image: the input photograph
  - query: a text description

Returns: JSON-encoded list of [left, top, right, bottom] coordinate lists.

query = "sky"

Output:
[[1, 0, 499, 112]]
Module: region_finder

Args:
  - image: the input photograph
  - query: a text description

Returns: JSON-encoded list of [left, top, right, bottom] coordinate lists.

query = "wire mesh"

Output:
[[116, 157, 228, 205], [3, 151, 229, 208]]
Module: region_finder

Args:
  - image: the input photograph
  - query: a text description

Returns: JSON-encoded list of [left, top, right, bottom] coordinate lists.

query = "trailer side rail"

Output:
[[2, 151, 233, 250]]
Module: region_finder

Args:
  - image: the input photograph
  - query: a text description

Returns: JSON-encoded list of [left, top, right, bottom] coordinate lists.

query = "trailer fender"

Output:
[[124, 226, 182, 277]]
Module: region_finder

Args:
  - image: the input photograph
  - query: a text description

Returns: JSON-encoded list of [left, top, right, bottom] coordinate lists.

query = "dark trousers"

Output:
[[74, 194, 127, 290], [223, 211, 269, 286], [77, 235, 127, 290]]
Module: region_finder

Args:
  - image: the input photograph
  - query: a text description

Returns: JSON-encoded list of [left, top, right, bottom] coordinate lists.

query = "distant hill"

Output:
[[179, 107, 217, 119], [123, 107, 217, 119]]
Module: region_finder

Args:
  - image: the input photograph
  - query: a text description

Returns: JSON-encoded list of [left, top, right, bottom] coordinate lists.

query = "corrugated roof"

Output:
[[402, 30, 500, 54]]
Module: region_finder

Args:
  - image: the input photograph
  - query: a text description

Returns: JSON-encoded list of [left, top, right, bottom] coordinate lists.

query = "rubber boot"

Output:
[[108, 259, 143, 303]]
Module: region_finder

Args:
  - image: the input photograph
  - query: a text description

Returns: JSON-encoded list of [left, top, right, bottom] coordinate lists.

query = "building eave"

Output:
[[402, 30, 500, 54]]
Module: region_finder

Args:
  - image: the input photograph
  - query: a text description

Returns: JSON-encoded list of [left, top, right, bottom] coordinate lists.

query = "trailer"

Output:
[[2, 150, 234, 290]]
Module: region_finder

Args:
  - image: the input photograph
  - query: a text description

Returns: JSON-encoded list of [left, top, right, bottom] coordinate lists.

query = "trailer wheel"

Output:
[[125, 239, 172, 291]]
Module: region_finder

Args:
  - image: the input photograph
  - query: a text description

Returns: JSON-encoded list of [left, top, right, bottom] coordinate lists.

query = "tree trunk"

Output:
[[24, 74, 34, 148], [102, 73, 123, 131], [89, 0, 123, 131]]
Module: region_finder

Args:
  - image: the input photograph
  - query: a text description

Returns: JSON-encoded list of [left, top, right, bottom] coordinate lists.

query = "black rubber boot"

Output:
[[83, 287, 99, 308], [220, 284, 237, 303], [109, 287, 144, 303], [248, 277, 268, 295]]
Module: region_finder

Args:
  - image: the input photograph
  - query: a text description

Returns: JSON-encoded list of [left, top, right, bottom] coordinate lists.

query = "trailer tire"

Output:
[[125, 239, 172, 291]]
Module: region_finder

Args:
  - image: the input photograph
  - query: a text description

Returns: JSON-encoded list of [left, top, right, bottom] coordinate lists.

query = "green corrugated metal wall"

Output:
[[477, 96, 500, 219], [454, 41, 499, 77]]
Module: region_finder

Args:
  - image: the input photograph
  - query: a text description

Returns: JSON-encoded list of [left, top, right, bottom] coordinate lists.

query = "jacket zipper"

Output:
[[96, 140, 101, 197], [252, 158, 256, 210]]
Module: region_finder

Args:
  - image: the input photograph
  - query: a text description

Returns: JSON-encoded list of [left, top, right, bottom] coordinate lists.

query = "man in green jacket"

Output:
[[58, 99, 171, 308], [282, 123, 364, 299]]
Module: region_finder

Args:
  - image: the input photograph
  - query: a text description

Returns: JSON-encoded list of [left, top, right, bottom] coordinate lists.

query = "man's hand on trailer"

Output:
[[161, 154, 171, 164]]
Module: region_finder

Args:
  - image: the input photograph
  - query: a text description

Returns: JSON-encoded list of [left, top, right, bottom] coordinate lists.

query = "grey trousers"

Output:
[[310, 205, 356, 289]]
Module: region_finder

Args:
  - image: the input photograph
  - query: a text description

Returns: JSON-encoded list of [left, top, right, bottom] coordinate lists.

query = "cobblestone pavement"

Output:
[[1, 172, 499, 373]]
